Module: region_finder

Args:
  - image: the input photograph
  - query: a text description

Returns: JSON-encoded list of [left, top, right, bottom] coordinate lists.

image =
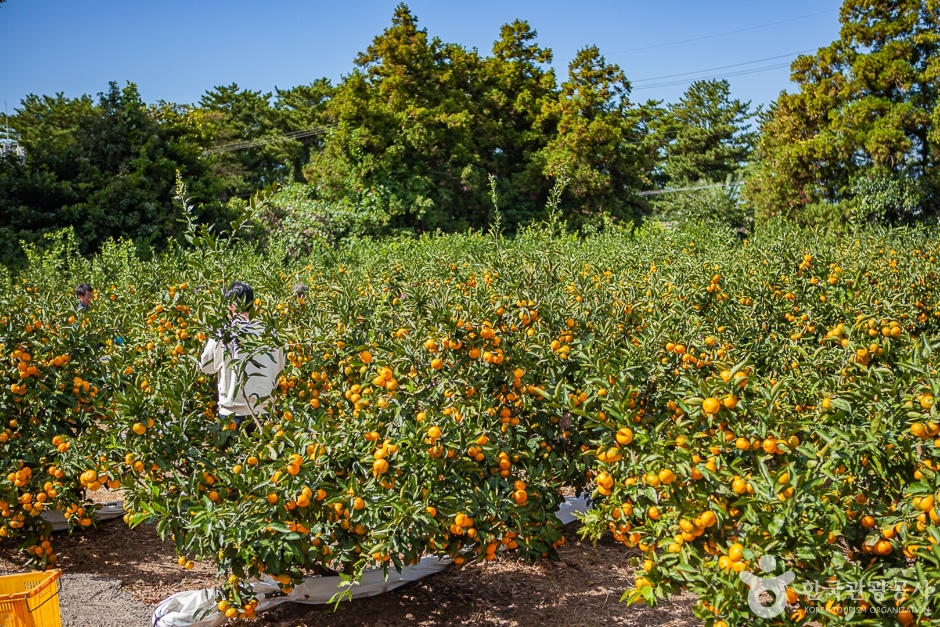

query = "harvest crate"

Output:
[[0, 570, 62, 627]]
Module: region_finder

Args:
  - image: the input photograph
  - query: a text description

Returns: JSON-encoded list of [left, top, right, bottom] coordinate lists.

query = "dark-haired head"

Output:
[[75, 283, 93, 307], [225, 281, 254, 314]]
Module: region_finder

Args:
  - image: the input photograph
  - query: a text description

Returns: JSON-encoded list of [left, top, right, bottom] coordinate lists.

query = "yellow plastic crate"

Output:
[[0, 570, 62, 627]]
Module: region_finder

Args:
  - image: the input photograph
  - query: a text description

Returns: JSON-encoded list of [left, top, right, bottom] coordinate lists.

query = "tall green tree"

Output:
[[199, 80, 333, 200], [304, 4, 488, 232], [746, 0, 940, 224], [535, 46, 657, 226], [476, 20, 558, 228], [272, 79, 334, 181], [0, 82, 222, 264], [656, 79, 756, 185], [198, 84, 281, 199]]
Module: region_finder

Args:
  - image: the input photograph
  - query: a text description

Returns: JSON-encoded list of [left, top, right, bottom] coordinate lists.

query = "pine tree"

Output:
[[658, 79, 756, 185], [747, 0, 940, 223]]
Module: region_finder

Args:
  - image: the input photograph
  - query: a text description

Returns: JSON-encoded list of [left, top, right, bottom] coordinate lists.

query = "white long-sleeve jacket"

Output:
[[199, 318, 285, 417]]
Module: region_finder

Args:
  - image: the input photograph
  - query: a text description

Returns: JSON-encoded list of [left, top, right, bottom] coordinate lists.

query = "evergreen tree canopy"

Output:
[[656, 79, 756, 186], [0, 82, 221, 264], [747, 0, 940, 223]]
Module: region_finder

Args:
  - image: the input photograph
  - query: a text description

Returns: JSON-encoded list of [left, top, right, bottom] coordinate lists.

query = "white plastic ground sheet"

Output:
[[153, 495, 589, 627], [42, 500, 126, 531]]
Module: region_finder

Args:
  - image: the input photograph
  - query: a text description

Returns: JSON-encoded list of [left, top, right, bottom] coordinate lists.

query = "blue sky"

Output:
[[0, 0, 843, 113]]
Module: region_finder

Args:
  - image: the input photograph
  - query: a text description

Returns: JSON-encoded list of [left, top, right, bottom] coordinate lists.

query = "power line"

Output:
[[204, 124, 338, 154], [599, 8, 838, 57], [638, 182, 738, 197], [632, 62, 794, 90], [630, 49, 816, 84]]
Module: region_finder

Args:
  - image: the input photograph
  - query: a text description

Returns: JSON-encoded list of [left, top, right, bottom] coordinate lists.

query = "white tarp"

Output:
[[153, 495, 589, 627], [42, 500, 126, 532]]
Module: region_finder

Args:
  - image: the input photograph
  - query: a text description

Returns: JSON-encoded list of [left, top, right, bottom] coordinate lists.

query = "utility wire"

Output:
[[638, 182, 739, 197], [632, 62, 794, 90], [204, 124, 338, 154], [600, 8, 838, 57], [630, 49, 815, 84]]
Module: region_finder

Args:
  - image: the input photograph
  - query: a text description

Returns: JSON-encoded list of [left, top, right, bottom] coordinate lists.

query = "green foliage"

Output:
[[305, 4, 658, 235], [0, 83, 225, 265], [249, 183, 394, 260], [199, 80, 334, 199], [850, 169, 924, 225], [654, 80, 757, 186], [304, 4, 495, 233], [651, 176, 753, 233], [4, 0, 935, 257], [534, 46, 657, 228], [747, 0, 940, 224]]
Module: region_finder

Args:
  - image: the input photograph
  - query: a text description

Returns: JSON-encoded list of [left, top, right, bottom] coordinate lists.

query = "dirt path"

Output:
[[1, 517, 698, 627]]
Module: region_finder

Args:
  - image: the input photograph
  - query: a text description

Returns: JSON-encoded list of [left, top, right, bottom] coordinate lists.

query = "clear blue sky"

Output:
[[0, 0, 843, 113]]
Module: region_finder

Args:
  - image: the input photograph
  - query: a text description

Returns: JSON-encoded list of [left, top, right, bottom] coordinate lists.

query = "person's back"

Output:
[[199, 281, 284, 426]]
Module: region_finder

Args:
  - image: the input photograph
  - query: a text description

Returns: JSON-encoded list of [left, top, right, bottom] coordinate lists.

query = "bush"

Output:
[[851, 171, 924, 226]]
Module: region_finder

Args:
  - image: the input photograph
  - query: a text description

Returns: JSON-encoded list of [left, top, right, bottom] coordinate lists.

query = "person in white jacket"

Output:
[[199, 281, 285, 431]]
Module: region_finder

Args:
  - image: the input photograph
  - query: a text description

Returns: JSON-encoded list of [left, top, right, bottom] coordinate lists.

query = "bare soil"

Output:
[[1, 508, 698, 627], [241, 525, 699, 627]]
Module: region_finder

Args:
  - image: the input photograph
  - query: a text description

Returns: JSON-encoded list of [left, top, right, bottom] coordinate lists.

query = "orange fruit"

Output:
[[702, 397, 721, 414], [615, 427, 634, 445]]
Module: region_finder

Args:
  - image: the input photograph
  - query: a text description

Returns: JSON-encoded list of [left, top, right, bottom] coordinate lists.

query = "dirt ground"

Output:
[[1, 513, 698, 627]]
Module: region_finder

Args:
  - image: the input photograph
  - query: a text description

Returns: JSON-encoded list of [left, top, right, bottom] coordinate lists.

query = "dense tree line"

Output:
[[746, 0, 939, 224], [1, 0, 936, 265]]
